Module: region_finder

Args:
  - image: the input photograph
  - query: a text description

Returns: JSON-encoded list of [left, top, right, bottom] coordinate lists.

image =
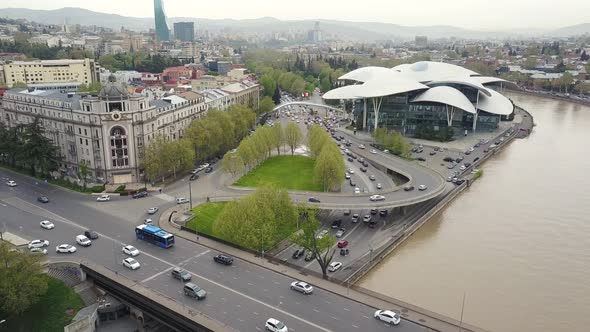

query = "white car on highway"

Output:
[[418, 185, 427, 191], [147, 207, 159, 214], [265, 318, 288, 332], [96, 194, 111, 202], [28, 239, 49, 249], [369, 194, 385, 201], [123, 257, 141, 270], [6, 180, 17, 187], [376, 183, 382, 189], [328, 261, 343, 272], [370, 149, 377, 154], [374, 309, 401, 325], [290, 281, 313, 294], [354, 187, 360, 194], [358, 144, 365, 149], [176, 197, 189, 204], [40, 220, 55, 230], [56, 244, 77, 253], [122, 245, 140, 257]]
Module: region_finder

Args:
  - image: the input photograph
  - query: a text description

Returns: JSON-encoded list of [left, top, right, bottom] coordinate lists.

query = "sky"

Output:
[[1, 0, 589, 30]]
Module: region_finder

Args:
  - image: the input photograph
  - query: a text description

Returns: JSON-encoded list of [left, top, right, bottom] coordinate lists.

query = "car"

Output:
[[351, 154, 357, 159], [337, 239, 349, 248], [374, 309, 401, 325], [171, 267, 192, 281], [189, 174, 199, 181], [76, 235, 92, 247], [331, 219, 342, 229], [304, 251, 315, 261], [213, 254, 234, 265], [292, 248, 305, 259], [84, 230, 99, 239], [429, 151, 437, 156], [176, 197, 189, 204], [265, 318, 288, 332], [6, 180, 17, 187], [418, 185, 427, 191], [335, 228, 346, 238], [460, 165, 467, 171], [343, 209, 351, 216], [363, 215, 372, 223], [37, 196, 49, 203], [345, 174, 351, 179], [500, 137, 505, 142], [122, 245, 140, 256], [416, 157, 426, 161], [123, 257, 140, 270], [351, 214, 360, 223], [358, 144, 366, 149], [495, 140, 501, 145], [376, 182, 383, 189], [370, 149, 377, 154], [490, 144, 497, 148], [144, 218, 153, 224], [473, 157, 480, 162], [347, 168, 355, 174], [96, 194, 111, 202], [369, 175, 376, 181], [455, 157, 464, 163], [340, 248, 350, 256], [28, 239, 49, 249], [360, 167, 367, 172], [354, 187, 360, 194], [328, 261, 343, 272], [55, 244, 77, 253], [369, 195, 385, 201], [347, 157, 354, 162], [349, 180, 356, 187], [30, 247, 47, 255], [132, 191, 148, 199], [147, 207, 159, 214], [290, 281, 313, 294], [404, 185, 414, 191], [183, 282, 207, 300], [316, 230, 328, 239], [370, 208, 378, 215], [40, 220, 55, 230], [443, 157, 454, 162], [308, 197, 320, 203], [456, 179, 466, 185], [464, 150, 472, 155], [379, 209, 388, 216], [447, 163, 456, 169]]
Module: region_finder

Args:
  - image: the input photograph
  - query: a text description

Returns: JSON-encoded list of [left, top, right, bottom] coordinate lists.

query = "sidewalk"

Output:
[[158, 207, 488, 332]]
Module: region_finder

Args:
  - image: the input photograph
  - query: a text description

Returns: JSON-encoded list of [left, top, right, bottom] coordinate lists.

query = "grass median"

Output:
[[234, 155, 321, 191], [185, 202, 227, 237]]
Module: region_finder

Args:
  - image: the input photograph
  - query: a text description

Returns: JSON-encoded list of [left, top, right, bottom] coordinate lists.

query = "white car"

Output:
[[28, 239, 49, 249], [418, 185, 427, 191], [96, 194, 111, 202], [369, 195, 385, 201], [147, 207, 159, 214], [347, 168, 355, 174], [374, 309, 401, 325], [122, 245, 140, 257], [123, 257, 141, 270], [56, 244, 77, 253], [370, 149, 377, 154], [75, 235, 92, 247], [6, 180, 17, 187], [328, 261, 343, 272], [40, 220, 55, 230], [144, 218, 153, 225], [30, 247, 47, 255], [345, 174, 351, 180], [316, 230, 329, 240], [290, 281, 313, 294], [358, 144, 365, 149], [354, 187, 360, 194], [376, 183, 382, 189], [265, 318, 288, 332], [176, 197, 189, 204]]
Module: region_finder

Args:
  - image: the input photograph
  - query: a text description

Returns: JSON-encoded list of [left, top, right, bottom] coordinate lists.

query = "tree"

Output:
[[78, 159, 89, 190], [221, 152, 244, 178], [270, 123, 284, 155], [291, 206, 337, 278], [142, 135, 167, 183], [260, 73, 277, 98], [165, 139, 195, 178], [18, 116, 60, 177], [284, 122, 303, 155], [12, 81, 27, 88], [314, 144, 345, 192], [258, 96, 275, 115], [272, 86, 282, 105], [0, 242, 48, 315]]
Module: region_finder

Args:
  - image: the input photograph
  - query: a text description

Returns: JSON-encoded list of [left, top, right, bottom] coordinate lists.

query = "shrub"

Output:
[[114, 185, 126, 192]]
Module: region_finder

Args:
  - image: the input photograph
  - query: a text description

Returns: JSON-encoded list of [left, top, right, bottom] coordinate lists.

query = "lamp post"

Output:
[[188, 181, 193, 210]]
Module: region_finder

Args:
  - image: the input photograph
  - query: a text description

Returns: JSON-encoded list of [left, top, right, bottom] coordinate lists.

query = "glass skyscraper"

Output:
[[154, 0, 170, 41]]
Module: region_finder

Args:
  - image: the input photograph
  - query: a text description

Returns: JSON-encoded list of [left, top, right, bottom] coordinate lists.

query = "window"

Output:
[[78, 128, 81, 135], [85, 139, 88, 146], [84, 129, 87, 136], [80, 138, 83, 144], [110, 126, 129, 167]]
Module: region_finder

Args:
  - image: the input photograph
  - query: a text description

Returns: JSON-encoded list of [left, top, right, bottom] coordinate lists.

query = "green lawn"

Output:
[[0, 276, 85, 332], [185, 202, 227, 236], [234, 156, 321, 191]]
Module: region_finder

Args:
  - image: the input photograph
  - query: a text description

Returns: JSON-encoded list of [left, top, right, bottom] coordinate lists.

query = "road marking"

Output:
[[256, 327, 261, 331], [313, 308, 320, 313], [247, 282, 253, 286], [352, 324, 359, 328], [343, 308, 350, 311], [273, 281, 280, 285], [330, 316, 340, 321], [141, 266, 174, 283], [362, 315, 370, 319], [253, 312, 259, 315]]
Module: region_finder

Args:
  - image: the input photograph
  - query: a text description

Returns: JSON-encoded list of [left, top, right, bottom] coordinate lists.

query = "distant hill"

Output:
[[0, 7, 588, 41]]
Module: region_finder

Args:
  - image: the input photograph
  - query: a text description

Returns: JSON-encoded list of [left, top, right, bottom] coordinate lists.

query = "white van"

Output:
[[176, 197, 189, 204], [75, 235, 91, 247]]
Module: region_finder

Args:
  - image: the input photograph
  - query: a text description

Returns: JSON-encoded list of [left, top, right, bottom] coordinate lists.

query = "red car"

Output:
[[337, 240, 349, 248]]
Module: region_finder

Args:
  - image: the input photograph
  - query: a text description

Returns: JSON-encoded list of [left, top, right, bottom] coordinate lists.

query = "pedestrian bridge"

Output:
[[272, 101, 348, 115]]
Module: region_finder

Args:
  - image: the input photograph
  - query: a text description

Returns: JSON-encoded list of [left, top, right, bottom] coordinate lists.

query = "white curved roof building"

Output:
[[323, 61, 514, 136]]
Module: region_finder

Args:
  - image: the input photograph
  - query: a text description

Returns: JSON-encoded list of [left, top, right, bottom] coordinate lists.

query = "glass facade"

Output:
[[154, 0, 170, 41]]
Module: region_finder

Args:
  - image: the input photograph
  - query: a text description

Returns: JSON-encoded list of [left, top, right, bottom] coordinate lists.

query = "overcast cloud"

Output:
[[1, 0, 589, 30]]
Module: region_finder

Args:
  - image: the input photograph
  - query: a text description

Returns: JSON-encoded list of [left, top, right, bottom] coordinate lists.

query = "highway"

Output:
[[0, 169, 431, 332]]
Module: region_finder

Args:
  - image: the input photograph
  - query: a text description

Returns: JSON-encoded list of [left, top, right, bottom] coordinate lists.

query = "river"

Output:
[[359, 92, 590, 332]]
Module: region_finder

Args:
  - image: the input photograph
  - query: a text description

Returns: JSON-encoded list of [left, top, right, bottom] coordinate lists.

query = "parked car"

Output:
[[328, 261, 343, 272], [55, 244, 77, 253], [376, 183, 382, 189], [354, 187, 361, 194], [340, 248, 350, 256], [30, 248, 47, 255], [370, 208, 378, 215], [418, 185, 427, 191], [171, 267, 192, 281], [343, 209, 351, 216], [6, 180, 17, 187], [96, 194, 111, 202], [214, 254, 234, 265], [265, 318, 288, 332], [122, 245, 140, 256], [337, 240, 349, 248], [331, 219, 342, 229], [123, 257, 141, 270], [132, 191, 148, 199], [205, 167, 213, 173], [147, 207, 159, 214], [308, 197, 320, 203], [374, 309, 401, 325], [369, 175, 376, 181], [292, 248, 305, 259], [189, 174, 199, 181], [416, 157, 427, 161], [316, 230, 328, 239], [28, 239, 49, 249], [345, 174, 351, 179], [40, 220, 55, 230], [304, 251, 315, 261], [404, 185, 414, 191], [370, 149, 377, 154], [379, 209, 388, 216], [290, 281, 313, 294], [348, 157, 354, 162], [183, 282, 207, 300], [37, 196, 49, 203], [335, 228, 346, 238], [351, 214, 360, 223], [358, 144, 366, 149], [443, 157, 454, 162]]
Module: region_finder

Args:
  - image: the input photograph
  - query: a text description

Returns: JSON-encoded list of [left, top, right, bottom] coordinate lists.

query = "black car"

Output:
[[443, 156, 454, 162], [348, 157, 354, 162], [455, 157, 464, 163], [205, 167, 213, 173], [340, 248, 350, 256], [362, 161, 369, 167], [132, 191, 148, 199], [37, 196, 49, 203], [379, 209, 388, 217], [368, 221, 377, 228], [84, 230, 99, 239], [429, 151, 437, 156], [189, 174, 199, 181], [360, 167, 367, 172], [331, 219, 343, 229], [464, 162, 472, 168], [495, 141, 501, 145], [349, 180, 356, 187], [308, 197, 320, 203], [213, 254, 234, 265], [455, 179, 465, 185], [351, 154, 357, 159], [292, 248, 305, 259], [473, 157, 480, 162], [370, 208, 378, 215], [417, 157, 427, 161]]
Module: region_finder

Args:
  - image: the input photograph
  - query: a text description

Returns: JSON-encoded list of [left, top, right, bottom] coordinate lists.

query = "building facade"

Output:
[[154, 0, 170, 42], [1, 59, 99, 88], [0, 77, 260, 185], [174, 22, 195, 42]]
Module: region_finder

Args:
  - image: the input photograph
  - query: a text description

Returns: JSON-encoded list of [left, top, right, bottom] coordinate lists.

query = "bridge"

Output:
[[272, 101, 348, 115]]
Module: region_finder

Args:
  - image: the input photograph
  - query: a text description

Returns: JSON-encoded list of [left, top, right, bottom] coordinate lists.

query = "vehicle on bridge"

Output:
[[135, 224, 175, 248]]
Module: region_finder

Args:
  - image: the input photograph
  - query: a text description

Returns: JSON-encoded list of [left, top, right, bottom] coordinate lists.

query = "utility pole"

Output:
[[188, 181, 193, 210], [459, 292, 466, 332]]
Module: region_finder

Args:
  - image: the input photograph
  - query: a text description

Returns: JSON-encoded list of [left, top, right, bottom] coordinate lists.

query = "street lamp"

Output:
[[188, 181, 193, 209]]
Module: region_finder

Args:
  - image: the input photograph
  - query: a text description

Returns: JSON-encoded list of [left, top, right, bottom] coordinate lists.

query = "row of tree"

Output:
[[373, 127, 412, 158], [221, 122, 303, 178], [0, 40, 93, 61], [307, 125, 346, 192], [98, 53, 184, 73], [142, 136, 194, 183]]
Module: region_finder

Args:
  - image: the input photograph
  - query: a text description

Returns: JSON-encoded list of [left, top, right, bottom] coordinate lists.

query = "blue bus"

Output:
[[135, 224, 175, 248]]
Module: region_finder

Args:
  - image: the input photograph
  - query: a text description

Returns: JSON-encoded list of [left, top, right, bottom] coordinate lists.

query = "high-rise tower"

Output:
[[154, 0, 170, 41]]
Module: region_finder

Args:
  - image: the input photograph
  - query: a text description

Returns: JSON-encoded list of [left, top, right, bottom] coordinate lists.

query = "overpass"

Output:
[[272, 101, 348, 115]]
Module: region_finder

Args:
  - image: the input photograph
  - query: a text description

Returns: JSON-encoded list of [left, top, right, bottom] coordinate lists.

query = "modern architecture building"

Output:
[[323, 61, 514, 136], [217, 61, 232, 76], [154, 0, 170, 41], [174, 22, 195, 42], [1, 59, 99, 88], [308, 21, 322, 43]]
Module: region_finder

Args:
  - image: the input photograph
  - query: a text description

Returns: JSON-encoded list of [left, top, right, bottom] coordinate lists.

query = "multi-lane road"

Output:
[[0, 169, 431, 332]]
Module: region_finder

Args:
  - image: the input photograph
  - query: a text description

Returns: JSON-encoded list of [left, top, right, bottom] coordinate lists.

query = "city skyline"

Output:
[[0, 0, 589, 30]]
